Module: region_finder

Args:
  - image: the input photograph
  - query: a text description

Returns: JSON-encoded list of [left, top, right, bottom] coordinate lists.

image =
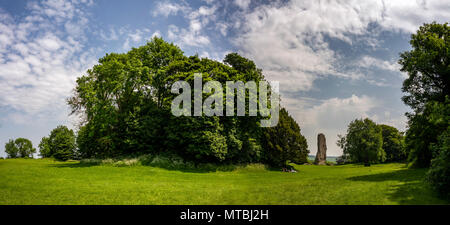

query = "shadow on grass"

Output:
[[50, 162, 102, 168], [49, 161, 240, 173], [348, 168, 448, 204]]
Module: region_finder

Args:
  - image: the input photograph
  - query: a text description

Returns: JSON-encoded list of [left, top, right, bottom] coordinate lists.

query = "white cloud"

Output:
[[232, 0, 450, 92], [357, 55, 400, 72], [380, 0, 450, 33], [0, 0, 96, 124], [156, 2, 217, 48], [283, 95, 379, 156], [152, 30, 162, 38], [283, 93, 408, 156], [234, 0, 251, 10], [122, 28, 152, 50], [152, 1, 189, 18], [216, 22, 228, 36], [99, 27, 119, 41]]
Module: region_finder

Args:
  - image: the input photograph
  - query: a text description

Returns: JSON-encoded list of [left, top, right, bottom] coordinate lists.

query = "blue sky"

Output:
[[0, 0, 449, 157]]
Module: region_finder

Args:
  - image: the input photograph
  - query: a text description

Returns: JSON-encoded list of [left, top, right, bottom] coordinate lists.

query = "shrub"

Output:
[[426, 128, 450, 199], [336, 155, 351, 165], [40, 125, 77, 161]]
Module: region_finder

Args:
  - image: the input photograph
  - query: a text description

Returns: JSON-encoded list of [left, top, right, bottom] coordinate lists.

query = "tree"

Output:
[[399, 22, 449, 167], [15, 138, 36, 158], [5, 139, 19, 158], [40, 126, 77, 161], [378, 124, 407, 162], [5, 138, 35, 158], [338, 118, 384, 166], [38, 137, 51, 158], [405, 97, 450, 167], [262, 108, 309, 167], [399, 22, 449, 113], [426, 127, 450, 199], [68, 37, 276, 164]]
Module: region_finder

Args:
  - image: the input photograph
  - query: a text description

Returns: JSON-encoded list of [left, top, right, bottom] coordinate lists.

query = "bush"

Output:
[[78, 153, 241, 172], [427, 128, 450, 199], [336, 155, 351, 165], [40, 125, 77, 161]]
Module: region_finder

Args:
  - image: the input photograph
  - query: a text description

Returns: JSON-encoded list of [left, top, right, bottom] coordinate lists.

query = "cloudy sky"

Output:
[[0, 0, 449, 157]]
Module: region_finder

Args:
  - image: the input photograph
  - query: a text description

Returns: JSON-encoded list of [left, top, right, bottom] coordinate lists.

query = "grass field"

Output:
[[0, 158, 447, 205]]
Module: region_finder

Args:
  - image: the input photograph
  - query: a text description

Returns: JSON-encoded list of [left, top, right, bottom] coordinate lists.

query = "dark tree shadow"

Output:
[[49, 161, 239, 173], [50, 162, 101, 168], [348, 168, 448, 205]]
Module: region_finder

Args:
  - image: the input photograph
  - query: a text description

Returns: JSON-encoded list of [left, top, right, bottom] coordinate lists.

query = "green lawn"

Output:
[[0, 158, 447, 205]]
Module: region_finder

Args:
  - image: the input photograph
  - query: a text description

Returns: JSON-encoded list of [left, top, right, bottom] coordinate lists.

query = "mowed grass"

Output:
[[0, 158, 447, 205]]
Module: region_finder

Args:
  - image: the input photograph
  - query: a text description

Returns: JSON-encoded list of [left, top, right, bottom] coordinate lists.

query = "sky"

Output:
[[0, 0, 449, 157]]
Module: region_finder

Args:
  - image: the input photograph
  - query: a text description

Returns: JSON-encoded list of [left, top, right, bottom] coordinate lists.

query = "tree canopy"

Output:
[[338, 118, 384, 166], [399, 22, 449, 168], [262, 108, 309, 167], [5, 138, 36, 158], [379, 124, 406, 162], [68, 37, 305, 165], [399, 22, 449, 113], [40, 125, 77, 161]]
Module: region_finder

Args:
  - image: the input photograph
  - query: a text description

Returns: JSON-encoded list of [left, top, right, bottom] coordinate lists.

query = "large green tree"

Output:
[[5, 138, 35, 158], [5, 139, 19, 158], [38, 137, 51, 158], [426, 127, 450, 198], [399, 22, 449, 112], [338, 118, 385, 166], [40, 126, 77, 161], [378, 124, 407, 162], [399, 22, 449, 168], [262, 108, 309, 167], [68, 37, 279, 164]]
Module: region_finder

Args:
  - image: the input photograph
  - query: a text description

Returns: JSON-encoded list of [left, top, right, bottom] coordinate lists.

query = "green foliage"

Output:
[[262, 108, 309, 167], [399, 22, 449, 113], [338, 118, 384, 166], [399, 22, 449, 168], [426, 128, 450, 199], [406, 98, 450, 167], [68, 37, 291, 165], [378, 124, 407, 162], [38, 137, 51, 158], [5, 138, 35, 158], [5, 139, 19, 158], [40, 125, 77, 161]]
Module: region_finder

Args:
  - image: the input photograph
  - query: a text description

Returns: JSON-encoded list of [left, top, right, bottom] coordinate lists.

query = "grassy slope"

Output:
[[0, 158, 447, 205]]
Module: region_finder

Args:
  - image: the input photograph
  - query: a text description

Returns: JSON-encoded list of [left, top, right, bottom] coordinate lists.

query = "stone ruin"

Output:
[[314, 133, 327, 165]]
